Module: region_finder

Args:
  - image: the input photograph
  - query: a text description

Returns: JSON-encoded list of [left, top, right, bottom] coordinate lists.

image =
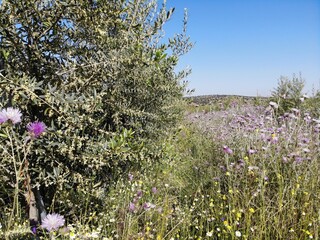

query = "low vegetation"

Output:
[[1, 83, 320, 239], [0, 1, 319, 239]]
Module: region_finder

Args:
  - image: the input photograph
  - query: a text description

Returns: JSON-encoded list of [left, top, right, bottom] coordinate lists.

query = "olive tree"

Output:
[[0, 0, 192, 234]]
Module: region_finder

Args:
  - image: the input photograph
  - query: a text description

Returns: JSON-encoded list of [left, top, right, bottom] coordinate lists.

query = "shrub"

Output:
[[0, 0, 192, 235], [271, 74, 305, 116]]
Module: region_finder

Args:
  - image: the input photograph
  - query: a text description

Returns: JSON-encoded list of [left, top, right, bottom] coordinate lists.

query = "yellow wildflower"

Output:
[[249, 208, 255, 213]]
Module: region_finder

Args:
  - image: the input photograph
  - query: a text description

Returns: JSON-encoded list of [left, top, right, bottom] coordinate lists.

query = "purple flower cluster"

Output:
[[0, 107, 46, 138], [128, 186, 158, 213], [191, 103, 319, 169], [142, 202, 156, 211]]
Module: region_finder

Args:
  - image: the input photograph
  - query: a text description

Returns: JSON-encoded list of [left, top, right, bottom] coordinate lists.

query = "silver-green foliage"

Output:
[[271, 74, 305, 115], [0, 0, 192, 224], [271, 74, 320, 118]]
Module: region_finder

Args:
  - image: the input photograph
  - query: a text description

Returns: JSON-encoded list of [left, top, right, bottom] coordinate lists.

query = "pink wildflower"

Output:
[[41, 213, 65, 232], [27, 121, 46, 138], [223, 146, 233, 154], [0, 107, 22, 124]]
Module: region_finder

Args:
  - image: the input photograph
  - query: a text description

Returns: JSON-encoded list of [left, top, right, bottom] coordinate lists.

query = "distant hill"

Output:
[[185, 94, 269, 106]]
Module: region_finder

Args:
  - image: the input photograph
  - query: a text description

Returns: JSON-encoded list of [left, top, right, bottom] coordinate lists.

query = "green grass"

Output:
[[1, 99, 320, 240]]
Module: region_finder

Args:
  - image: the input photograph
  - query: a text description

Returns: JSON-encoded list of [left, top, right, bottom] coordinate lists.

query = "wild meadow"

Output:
[[1, 77, 320, 239], [0, 1, 319, 239]]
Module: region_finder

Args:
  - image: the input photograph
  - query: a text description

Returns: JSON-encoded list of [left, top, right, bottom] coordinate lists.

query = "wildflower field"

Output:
[[0, 1, 319, 239], [1, 90, 320, 239]]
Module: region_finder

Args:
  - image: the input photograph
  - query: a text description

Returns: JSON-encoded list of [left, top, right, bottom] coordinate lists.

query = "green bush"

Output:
[[271, 74, 320, 118], [0, 0, 192, 235], [303, 89, 320, 118], [270, 74, 305, 116]]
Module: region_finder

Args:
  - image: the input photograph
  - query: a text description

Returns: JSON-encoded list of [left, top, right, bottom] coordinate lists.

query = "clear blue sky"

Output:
[[164, 0, 320, 96]]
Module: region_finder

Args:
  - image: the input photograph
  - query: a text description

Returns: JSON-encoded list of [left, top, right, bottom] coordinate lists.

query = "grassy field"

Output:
[[2, 95, 320, 239], [71, 96, 318, 239]]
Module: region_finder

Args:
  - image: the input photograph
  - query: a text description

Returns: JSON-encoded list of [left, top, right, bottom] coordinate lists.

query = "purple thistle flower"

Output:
[[41, 213, 65, 232], [235, 159, 245, 169], [151, 187, 157, 194], [0, 110, 7, 124], [143, 202, 156, 211], [0, 107, 22, 124], [295, 156, 303, 164], [223, 146, 233, 154], [304, 115, 311, 123], [268, 134, 278, 144], [27, 121, 46, 138], [136, 190, 143, 198], [31, 226, 37, 235], [303, 148, 310, 153], [128, 173, 133, 181], [129, 202, 135, 212], [248, 149, 256, 155]]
